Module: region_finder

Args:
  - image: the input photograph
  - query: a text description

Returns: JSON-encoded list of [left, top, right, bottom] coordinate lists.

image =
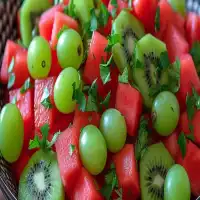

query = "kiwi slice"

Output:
[[132, 34, 169, 109], [112, 10, 145, 74], [20, 0, 52, 47], [18, 150, 64, 200], [140, 143, 174, 200]]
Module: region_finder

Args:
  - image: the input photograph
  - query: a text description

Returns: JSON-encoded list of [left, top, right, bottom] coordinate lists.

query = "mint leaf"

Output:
[[57, 25, 68, 39], [20, 77, 33, 94], [99, 3, 110, 27], [100, 91, 111, 109], [155, 7, 160, 32], [118, 67, 129, 84], [135, 59, 143, 68], [100, 55, 113, 84], [29, 135, 40, 150], [7, 73, 15, 89], [192, 87, 200, 110], [186, 93, 195, 121], [111, 0, 118, 7], [190, 42, 200, 67], [69, 144, 75, 156], [41, 87, 53, 109], [186, 133, 195, 142], [90, 8, 98, 32], [8, 57, 15, 73], [104, 34, 120, 52], [178, 132, 187, 158], [64, 0, 77, 19], [48, 131, 61, 148], [159, 51, 170, 69], [168, 58, 181, 93]]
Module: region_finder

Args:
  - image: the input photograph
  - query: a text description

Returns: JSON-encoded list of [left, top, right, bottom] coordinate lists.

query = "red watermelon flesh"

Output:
[[0, 40, 24, 84], [108, 0, 129, 16], [71, 167, 103, 200], [51, 12, 79, 49], [180, 111, 200, 146], [63, 0, 69, 5], [55, 126, 82, 196], [9, 88, 34, 150], [39, 4, 64, 41], [176, 54, 200, 111], [115, 83, 143, 136], [113, 144, 140, 200], [164, 24, 189, 63], [186, 12, 200, 48], [133, 0, 158, 33], [34, 77, 57, 133], [83, 31, 108, 98]]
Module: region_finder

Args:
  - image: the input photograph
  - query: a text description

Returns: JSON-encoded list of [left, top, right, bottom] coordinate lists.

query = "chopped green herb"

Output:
[[186, 93, 195, 121], [155, 7, 160, 32], [100, 91, 111, 109], [190, 42, 200, 67], [111, 0, 118, 8], [57, 25, 68, 39], [86, 94, 99, 112], [90, 8, 98, 32], [41, 87, 53, 109], [64, 0, 77, 19], [98, 3, 110, 27], [69, 144, 76, 156], [159, 51, 170, 69], [192, 87, 200, 110], [186, 133, 195, 142], [105, 34, 120, 52], [178, 132, 187, 158], [20, 77, 33, 94], [118, 67, 129, 84], [29, 135, 40, 150], [7, 73, 15, 89], [8, 57, 15, 73]]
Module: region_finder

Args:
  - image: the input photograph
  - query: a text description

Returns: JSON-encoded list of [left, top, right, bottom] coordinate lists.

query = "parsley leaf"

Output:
[[20, 77, 33, 94], [190, 42, 200, 67], [57, 25, 68, 39], [69, 144, 75, 156], [135, 116, 149, 161], [118, 67, 129, 84], [41, 87, 53, 109], [100, 91, 111, 109], [104, 34, 120, 52], [64, 0, 77, 19], [8, 57, 15, 73], [100, 55, 113, 84], [178, 132, 187, 158], [168, 59, 181, 93], [155, 7, 160, 32], [90, 8, 98, 32], [7, 73, 15, 89]]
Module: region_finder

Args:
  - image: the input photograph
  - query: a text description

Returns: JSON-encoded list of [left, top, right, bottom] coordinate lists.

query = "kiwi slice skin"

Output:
[[140, 143, 174, 200], [132, 34, 169, 109], [18, 150, 64, 200], [20, 0, 52, 47]]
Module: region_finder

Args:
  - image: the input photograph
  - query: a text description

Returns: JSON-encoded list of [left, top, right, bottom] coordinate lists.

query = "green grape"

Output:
[[57, 29, 83, 70], [164, 164, 190, 200], [100, 108, 127, 153], [54, 67, 80, 114], [168, 0, 186, 17], [28, 36, 52, 79], [0, 104, 24, 163], [152, 91, 180, 136], [79, 125, 107, 175]]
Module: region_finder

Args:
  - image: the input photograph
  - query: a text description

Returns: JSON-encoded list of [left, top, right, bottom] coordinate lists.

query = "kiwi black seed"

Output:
[[112, 10, 145, 75], [140, 143, 174, 200], [20, 0, 51, 47], [18, 150, 64, 200], [132, 34, 169, 109]]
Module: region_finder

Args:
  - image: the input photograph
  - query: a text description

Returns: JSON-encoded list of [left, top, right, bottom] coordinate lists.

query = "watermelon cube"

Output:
[[164, 24, 189, 63], [0, 40, 24, 84], [83, 31, 108, 98], [34, 77, 57, 132], [71, 167, 103, 200], [180, 111, 200, 146], [9, 88, 34, 149], [55, 127, 82, 196], [51, 12, 79, 49], [115, 83, 143, 136], [176, 54, 200, 111], [73, 106, 100, 138], [186, 12, 200, 48], [113, 144, 140, 200], [39, 4, 64, 41], [176, 141, 200, 196]]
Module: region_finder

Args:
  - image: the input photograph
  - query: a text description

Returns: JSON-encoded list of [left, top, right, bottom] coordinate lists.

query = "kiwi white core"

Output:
[[153, 174, 164, 188], [34, 171, 45, 191]]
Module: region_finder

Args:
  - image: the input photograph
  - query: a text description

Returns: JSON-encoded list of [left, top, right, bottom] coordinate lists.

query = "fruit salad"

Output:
[[0, 0, 200, 199]]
